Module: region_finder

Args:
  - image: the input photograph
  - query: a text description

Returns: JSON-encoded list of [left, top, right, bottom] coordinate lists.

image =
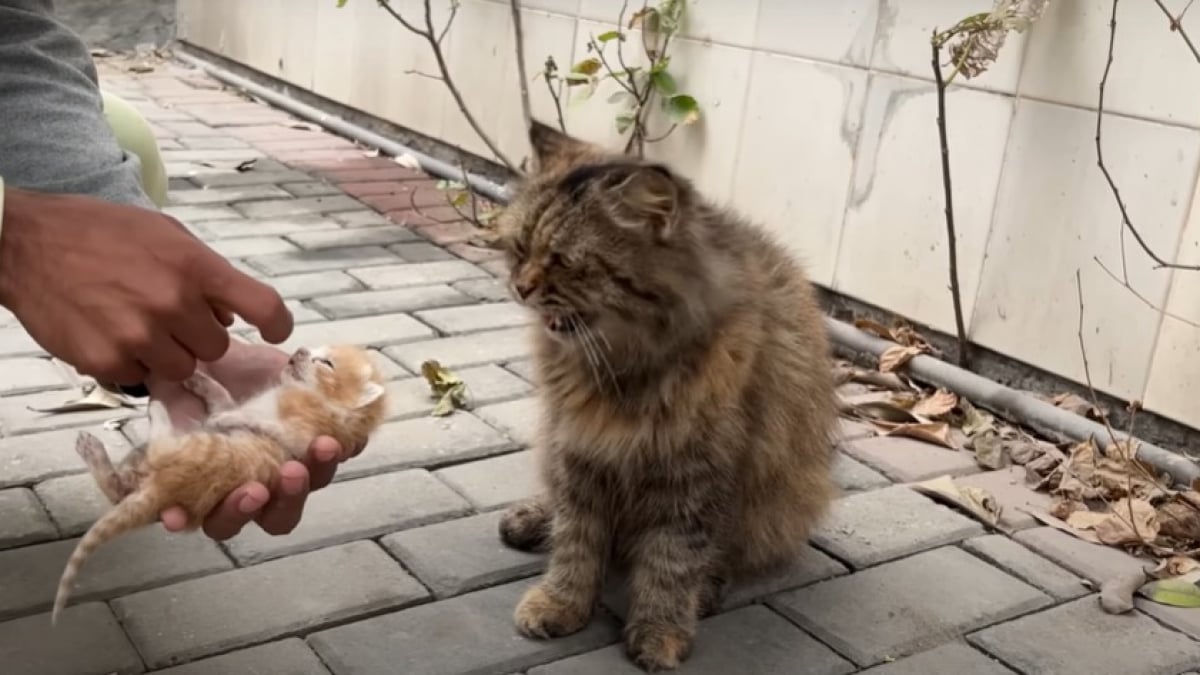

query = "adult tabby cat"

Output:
[[497, 122, 838, 671]]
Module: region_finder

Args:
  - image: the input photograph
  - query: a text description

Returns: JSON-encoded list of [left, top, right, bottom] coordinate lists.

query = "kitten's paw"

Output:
[[513, 584, 591, 639], [75, 432, 109, 466], [499, 498, 551, 552], [624, 621, 692, 672]]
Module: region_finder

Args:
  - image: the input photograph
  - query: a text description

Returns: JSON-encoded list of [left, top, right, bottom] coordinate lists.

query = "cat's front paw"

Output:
[[513, 584, 592, 639], [625, 620, 693, 672]]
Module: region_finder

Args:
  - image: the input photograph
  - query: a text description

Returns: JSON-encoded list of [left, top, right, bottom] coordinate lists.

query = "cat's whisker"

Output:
[[580, 321, 620, 395], [569, 315, 604, 392]]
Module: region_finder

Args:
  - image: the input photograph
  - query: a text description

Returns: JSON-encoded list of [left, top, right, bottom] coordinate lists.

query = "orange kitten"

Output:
[[51, 344, 389, 625]]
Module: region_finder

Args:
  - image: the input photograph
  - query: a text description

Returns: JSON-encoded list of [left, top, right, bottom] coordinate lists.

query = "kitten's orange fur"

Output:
[[51, 344, 388, 625]]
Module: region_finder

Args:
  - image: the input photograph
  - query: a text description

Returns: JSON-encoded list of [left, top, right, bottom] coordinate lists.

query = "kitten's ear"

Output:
[[607, 164, 684, 239], [529, 120, 593, 174], [355, 381, 386, 409]]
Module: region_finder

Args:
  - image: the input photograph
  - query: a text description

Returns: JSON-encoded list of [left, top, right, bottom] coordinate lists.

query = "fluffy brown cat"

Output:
[[52, 344, 388, 624], [495, 122, 840, 671]]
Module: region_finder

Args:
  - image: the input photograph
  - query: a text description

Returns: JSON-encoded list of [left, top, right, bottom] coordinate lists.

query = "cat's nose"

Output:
[[513, 280, 537, 300]]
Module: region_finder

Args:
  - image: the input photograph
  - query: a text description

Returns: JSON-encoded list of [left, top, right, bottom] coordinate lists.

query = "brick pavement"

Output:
[[0, 58, 1197, 674]]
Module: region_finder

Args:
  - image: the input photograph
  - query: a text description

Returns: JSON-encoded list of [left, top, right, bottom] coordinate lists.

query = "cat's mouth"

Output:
[[542, 314, 577, 334]]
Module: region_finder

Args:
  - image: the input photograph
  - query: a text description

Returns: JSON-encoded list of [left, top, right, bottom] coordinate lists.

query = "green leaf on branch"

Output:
[[628, 7, 657, 28], [597, 30, 623, 42], [563, 72, 593, 87], [664, 94, 700, 125], [615, 112, 636, 134], [572, 57, 602, 76], [450, 191, 469, 208], [337, 0, 348, 6], [651, 70, 677, 95]]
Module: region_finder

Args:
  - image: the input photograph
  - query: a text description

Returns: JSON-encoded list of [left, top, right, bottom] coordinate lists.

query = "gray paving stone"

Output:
[[154, 638, 330, 675], [812, 485, 983, 568], [225, 469, 471, 564], [0, 358, 69, 395], [384, 327, 530, 372], [859, 642, 1015, 674], [1136, 596, 1200, 642], [0, 427, 133, 487], [195, 170, 316, 189], [476, 397, 539, 446], [268, 271, 362, 299], [33, 473, 109, 536], [177, 135, 251, 149], [161, 120, 220, 135], [336, 413, 515, 480], [770, 546, 1050, 667], [310, 285, 472, 319], [384, 365, 533, 421], [161, 148, 264, 162], [114, 541, 426, 669], [169, 184, 291, 205], [531, 605, 854, 675], [0, 327, 44, 357], [200, 215, 342, 239], [453, 276, 512, 302], [208, 235, 299, 258], [246, 246, 399, 276], [0, 528, 231, 620], [349, 260, 490, 289], [1012, 527, 1150, 585], [841, 435, 982, 482], [286, 226, 420, 250], [333, 210, 390, 227], [506, 359, 536, 382], [954, 466, 1055, 531], [0, 602, 142, 675], [969, 596, 1200, 675], [389, 241, 458, 262], [308, 578, 620, 675], [837, 418, 877, 443], [163, 204, 241, 222], [281, 181, 343, 198], [415, 301, 530, 335], [963, 534, 1089, 600], [235, 194, 364, 218], [435, 450, 539, 510], [0, 488, 56, 549], [381, 510, 545, 598], [256, 313, 435, 353], [832, 453, 891, 492]]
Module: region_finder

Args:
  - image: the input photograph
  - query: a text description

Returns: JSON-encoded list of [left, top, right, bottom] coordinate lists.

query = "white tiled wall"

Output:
[[178, 0, 1200, 431]]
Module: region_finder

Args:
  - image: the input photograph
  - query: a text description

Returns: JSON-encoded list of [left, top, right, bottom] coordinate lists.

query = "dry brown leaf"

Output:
[[1025, 509, 1102, 544], [959, 399, 995, 437], [880, 422, 957, 449], [1066, 498, 1159, 546], [420, 360, 470, 416], [1157, 498, 1200, 541], [1148, 556, 1200, 579], [913, 475, 1002, 527], [879, 345, 922, 373], [853, 318, 893, 340], [27, 385, 138, 414], [1050, 392, 1106, 421], [973, 433, 1011, 470], [1050, 498, 1085, 520], [911, 389, 958, 418]]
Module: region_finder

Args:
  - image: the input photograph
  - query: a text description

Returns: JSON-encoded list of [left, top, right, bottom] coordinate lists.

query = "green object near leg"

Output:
[[100, 90, 168, 208]]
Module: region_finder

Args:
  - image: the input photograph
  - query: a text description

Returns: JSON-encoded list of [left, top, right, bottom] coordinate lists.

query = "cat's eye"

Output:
[[314, 357, 335, 370], [548, 252, 570, 269]]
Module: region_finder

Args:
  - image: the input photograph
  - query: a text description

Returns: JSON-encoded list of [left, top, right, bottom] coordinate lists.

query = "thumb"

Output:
[[200, 257, 293, 344]]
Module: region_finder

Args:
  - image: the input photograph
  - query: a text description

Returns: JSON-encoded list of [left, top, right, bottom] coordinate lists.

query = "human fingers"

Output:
[[160, 506, 190, 532], [200, 258, 293, 344], [254, 461, 310, 535], [306, 437, 342, 491], [201, 482, 269, 541]]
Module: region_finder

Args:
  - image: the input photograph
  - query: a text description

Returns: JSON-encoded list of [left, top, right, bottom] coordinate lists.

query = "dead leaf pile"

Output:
[[853, 318, 941, 373], [420, 360, 470, 417]]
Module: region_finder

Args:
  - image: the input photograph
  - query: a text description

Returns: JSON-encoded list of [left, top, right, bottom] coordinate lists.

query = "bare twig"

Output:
[[1151, 0, 1200, 62], [510, 0, 534, 132], [542, 64, 567, 132], [376, 0, 520, 173], [1094, 256, 1200, 328], [1097, 0, 1200, 270], [455, 147, 481, 227], [931, 37, 972, 368]]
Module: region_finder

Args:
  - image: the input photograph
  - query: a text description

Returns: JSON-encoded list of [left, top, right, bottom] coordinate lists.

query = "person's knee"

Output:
[[101, 90, 168, 208]]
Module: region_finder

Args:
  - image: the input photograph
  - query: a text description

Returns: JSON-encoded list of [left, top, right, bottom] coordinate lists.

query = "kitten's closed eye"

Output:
[[314, 357, 334, 370]]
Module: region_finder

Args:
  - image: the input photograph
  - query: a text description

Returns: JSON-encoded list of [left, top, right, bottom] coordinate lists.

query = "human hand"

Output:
[[148, 341, 367, 540], [0, 187, 293, 384]]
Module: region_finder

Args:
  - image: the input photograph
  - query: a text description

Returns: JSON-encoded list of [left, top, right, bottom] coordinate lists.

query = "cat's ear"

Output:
[[529, 120, 593, 174], [607, 164, 684, 239], [355, 381, 386, 409]]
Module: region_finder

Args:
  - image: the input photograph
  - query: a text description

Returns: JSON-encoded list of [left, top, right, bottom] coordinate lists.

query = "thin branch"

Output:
[[510, 0, 534, 132], [1097, 0, 1200, 270], [931, 37, 972, 368], [376, 0, 520, 173], [455, 147, 481, 227], [1151, 0, 1200, 62], [542, 66, 567, 132], [643, 123, 677, 143], [1094, 256, 1200, 328], [402, 68, 442, 81]]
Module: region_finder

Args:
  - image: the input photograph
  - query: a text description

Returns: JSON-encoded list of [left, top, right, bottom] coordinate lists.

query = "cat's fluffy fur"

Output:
[[52, 344, 388, 625], [495, 123, 840, 671]]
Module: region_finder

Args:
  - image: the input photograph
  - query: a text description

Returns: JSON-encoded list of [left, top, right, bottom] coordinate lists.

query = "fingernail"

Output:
[[281, 474, 306, 496], [315, 446, 339, 463], [238, 494, 263, 514]]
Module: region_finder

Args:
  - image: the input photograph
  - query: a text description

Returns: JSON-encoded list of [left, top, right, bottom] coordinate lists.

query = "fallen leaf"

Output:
[[289, 122, 320, 131], [1066, 498, 1158, 546], [1050, 392, 1106, 421], [127, 63, 155, 73], [394, 153, 423, 170], [881, 422, 956, 449], [1147, 556, 1200, 579], [89, 48, 113, 57], [362, 148, 381, 158], [959, 399, 995, 437], [420, 360, 470, 416], [1049, 498, 1085, 520], [911, 389, 958, 418], [847, 398, 920, 425], [1157, 497, 1200, 541], [878, 345, 922, 373], [1024, 509, 1102, 544], [1138, 572, 1200, 609], [27, 386, 139, 414], [853, 318, 893, 340], [235, 158, 257, 172], [913, 475, 1002, 527], [973, 432, 1011, 470]]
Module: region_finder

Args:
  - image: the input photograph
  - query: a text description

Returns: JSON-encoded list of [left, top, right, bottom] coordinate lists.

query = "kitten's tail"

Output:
[[51, 487, 163, 626]]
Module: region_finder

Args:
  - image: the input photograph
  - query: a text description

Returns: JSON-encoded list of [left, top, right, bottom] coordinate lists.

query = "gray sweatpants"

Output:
[[0, 0, 151, 207]]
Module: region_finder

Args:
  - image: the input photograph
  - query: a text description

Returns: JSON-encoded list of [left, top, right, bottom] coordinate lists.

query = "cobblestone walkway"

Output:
[[2, 59, 1199, 675]]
